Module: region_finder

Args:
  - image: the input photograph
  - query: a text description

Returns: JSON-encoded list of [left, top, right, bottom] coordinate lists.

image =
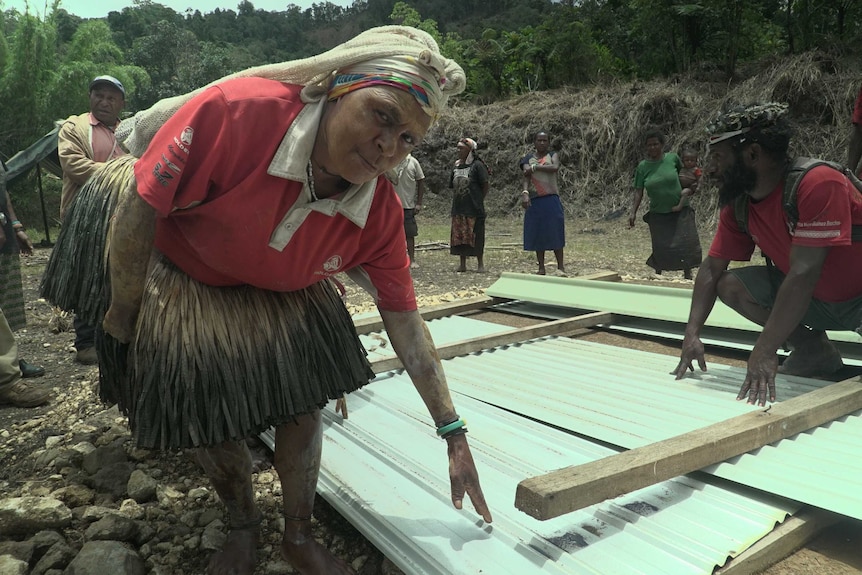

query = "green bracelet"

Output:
[[436, 418, 467, 437]]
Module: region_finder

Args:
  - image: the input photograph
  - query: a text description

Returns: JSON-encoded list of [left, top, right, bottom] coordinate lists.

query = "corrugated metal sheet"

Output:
[[272, 374, 796, 575], [485, 272, 861, 349], [358, 314, 514, 362], [440, 335, 862, 521], [258, 312, 836, 575], [502, 302, 862, 366]]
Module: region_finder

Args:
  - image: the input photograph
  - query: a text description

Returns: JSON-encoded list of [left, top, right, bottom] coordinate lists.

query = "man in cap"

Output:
[[673, 102, 862, 405], [57, 75, 128, 365]]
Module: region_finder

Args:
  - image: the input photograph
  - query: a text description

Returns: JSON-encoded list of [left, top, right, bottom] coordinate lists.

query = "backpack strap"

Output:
[[731, 157, 862, 241], [782, 157, 829, 233], [784, 157, 862, 241]]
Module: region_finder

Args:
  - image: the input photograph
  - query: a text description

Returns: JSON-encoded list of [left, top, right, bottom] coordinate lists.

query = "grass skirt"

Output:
[[106, 255, 375, 450], [643, 207, 702, 272], [40, 155, 134, 325]]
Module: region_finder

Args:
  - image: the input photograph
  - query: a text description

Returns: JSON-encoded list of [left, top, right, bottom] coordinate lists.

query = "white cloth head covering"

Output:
[[456, 137, 477, 165], [117, 26, 466, 157]]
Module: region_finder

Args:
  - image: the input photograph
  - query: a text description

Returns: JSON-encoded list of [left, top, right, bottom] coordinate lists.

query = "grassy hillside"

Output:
[[416, 51, 862, 236]]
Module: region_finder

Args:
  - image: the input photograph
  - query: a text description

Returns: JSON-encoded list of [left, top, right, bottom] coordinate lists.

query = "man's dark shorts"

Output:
[[727, 265, 862, 332], [403, 209, 418, 238]]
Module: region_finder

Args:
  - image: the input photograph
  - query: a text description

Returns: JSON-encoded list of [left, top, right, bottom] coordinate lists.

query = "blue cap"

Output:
[[89, 75, 125, 97]]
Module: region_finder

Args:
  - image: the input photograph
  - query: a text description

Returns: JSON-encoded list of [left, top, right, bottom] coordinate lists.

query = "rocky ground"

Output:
[[0, 215, 860, 575]]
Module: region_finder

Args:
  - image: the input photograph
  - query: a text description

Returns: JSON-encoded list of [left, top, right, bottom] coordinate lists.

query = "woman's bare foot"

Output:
[[455, 266, 467, 273], [207, 527, 259, 575], [282, 532, 355, 574]]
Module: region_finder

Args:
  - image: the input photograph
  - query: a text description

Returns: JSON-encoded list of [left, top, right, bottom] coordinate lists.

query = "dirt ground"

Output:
[[2, 213, 861, 574]]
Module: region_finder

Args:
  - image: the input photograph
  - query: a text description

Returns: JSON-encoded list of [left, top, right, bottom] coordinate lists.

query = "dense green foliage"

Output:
[[0, 0, 860, 226]]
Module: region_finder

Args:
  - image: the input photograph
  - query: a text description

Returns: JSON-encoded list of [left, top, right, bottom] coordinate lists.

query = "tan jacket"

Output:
[[57, 113, 126, 219]]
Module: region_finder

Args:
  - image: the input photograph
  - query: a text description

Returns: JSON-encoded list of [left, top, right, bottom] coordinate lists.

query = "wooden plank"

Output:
[[371, 311, 614, 374], [715, 508, 840, 575], [515, 377, 862, 520], [353, 271, 620, 335], [355, 270, 621, 335], [353, 295, 497, 335], [573, 270, 620, 282]]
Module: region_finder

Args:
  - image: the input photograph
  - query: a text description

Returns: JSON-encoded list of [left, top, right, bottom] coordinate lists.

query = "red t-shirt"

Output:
[[709, 165, 862, 302], [853, 85, 862, 125], [133, 78, 416, 312]]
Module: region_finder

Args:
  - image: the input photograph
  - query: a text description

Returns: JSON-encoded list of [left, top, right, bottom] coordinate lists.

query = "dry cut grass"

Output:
[[415, 51, 861, 239]]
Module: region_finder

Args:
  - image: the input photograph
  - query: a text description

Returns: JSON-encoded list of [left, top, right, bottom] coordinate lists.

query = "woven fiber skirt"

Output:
[[0, 253, 25, 331], [40, 155, 135, 325], [643, 207, 702, 272], [100, 255, 375, 450]]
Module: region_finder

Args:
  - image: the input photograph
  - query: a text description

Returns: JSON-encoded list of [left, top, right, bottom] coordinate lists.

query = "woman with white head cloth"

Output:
[[450, 136, 490, 272], [43, 26, 491, 575]]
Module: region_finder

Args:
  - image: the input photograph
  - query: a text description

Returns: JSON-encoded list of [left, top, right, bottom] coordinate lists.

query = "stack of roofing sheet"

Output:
[[440, 336, 862, 521], [261, 315, 833, 575], [484, 272, 862, 362]]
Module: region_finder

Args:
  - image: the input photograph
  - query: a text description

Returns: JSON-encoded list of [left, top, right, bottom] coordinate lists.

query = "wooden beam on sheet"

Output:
[[515, 377, 862, 520], [354, 295, 496, 335], [353, 270, 620, 336], [370, 311, 614, 374], [572, 270, 621, 282], [715, 508, 840, 575]]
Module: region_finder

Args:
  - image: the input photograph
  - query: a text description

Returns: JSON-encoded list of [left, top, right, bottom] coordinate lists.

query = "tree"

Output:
[[40, 17, 149, 122], [129, 19, 201, 106], [0, 12, 56, 155]]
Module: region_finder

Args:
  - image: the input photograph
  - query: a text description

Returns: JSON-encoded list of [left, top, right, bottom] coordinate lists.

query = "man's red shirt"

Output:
[[709, 165, 862, 302]]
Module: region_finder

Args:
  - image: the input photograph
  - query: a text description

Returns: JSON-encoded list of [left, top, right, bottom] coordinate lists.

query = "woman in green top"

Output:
[[628, 129, 702, 280]]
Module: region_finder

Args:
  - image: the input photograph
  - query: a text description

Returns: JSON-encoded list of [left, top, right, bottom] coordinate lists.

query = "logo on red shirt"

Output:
[[323, 255, 343, 273], [181, 127, 194, 146]]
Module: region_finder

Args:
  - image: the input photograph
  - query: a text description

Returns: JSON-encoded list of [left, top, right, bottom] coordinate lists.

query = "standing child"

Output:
[[672, 147, 702, 212]]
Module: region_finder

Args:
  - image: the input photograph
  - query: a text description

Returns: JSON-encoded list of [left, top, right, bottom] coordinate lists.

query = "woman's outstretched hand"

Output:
[[447, 434, 492, 523]]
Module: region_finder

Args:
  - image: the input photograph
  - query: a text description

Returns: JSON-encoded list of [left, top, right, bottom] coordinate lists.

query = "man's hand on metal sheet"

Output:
[[672, 334, 707, 379], [737, 346, 777, 406]]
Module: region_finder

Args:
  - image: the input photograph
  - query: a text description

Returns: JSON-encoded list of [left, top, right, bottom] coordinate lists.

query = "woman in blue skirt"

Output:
[[519, 131, 567, 276]]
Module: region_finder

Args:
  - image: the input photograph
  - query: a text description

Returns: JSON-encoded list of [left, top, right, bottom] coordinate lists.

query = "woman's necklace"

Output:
[[306, 160, 319, 202]]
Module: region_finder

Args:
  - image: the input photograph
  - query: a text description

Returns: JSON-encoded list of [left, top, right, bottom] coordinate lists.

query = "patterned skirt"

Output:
[[450, 215, 486, 257], [0, 253, 26, 331]]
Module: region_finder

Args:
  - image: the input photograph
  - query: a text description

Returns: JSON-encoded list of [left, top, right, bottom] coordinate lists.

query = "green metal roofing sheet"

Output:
[[485, 272, 861, 346], [259, 314, 805, 575]]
